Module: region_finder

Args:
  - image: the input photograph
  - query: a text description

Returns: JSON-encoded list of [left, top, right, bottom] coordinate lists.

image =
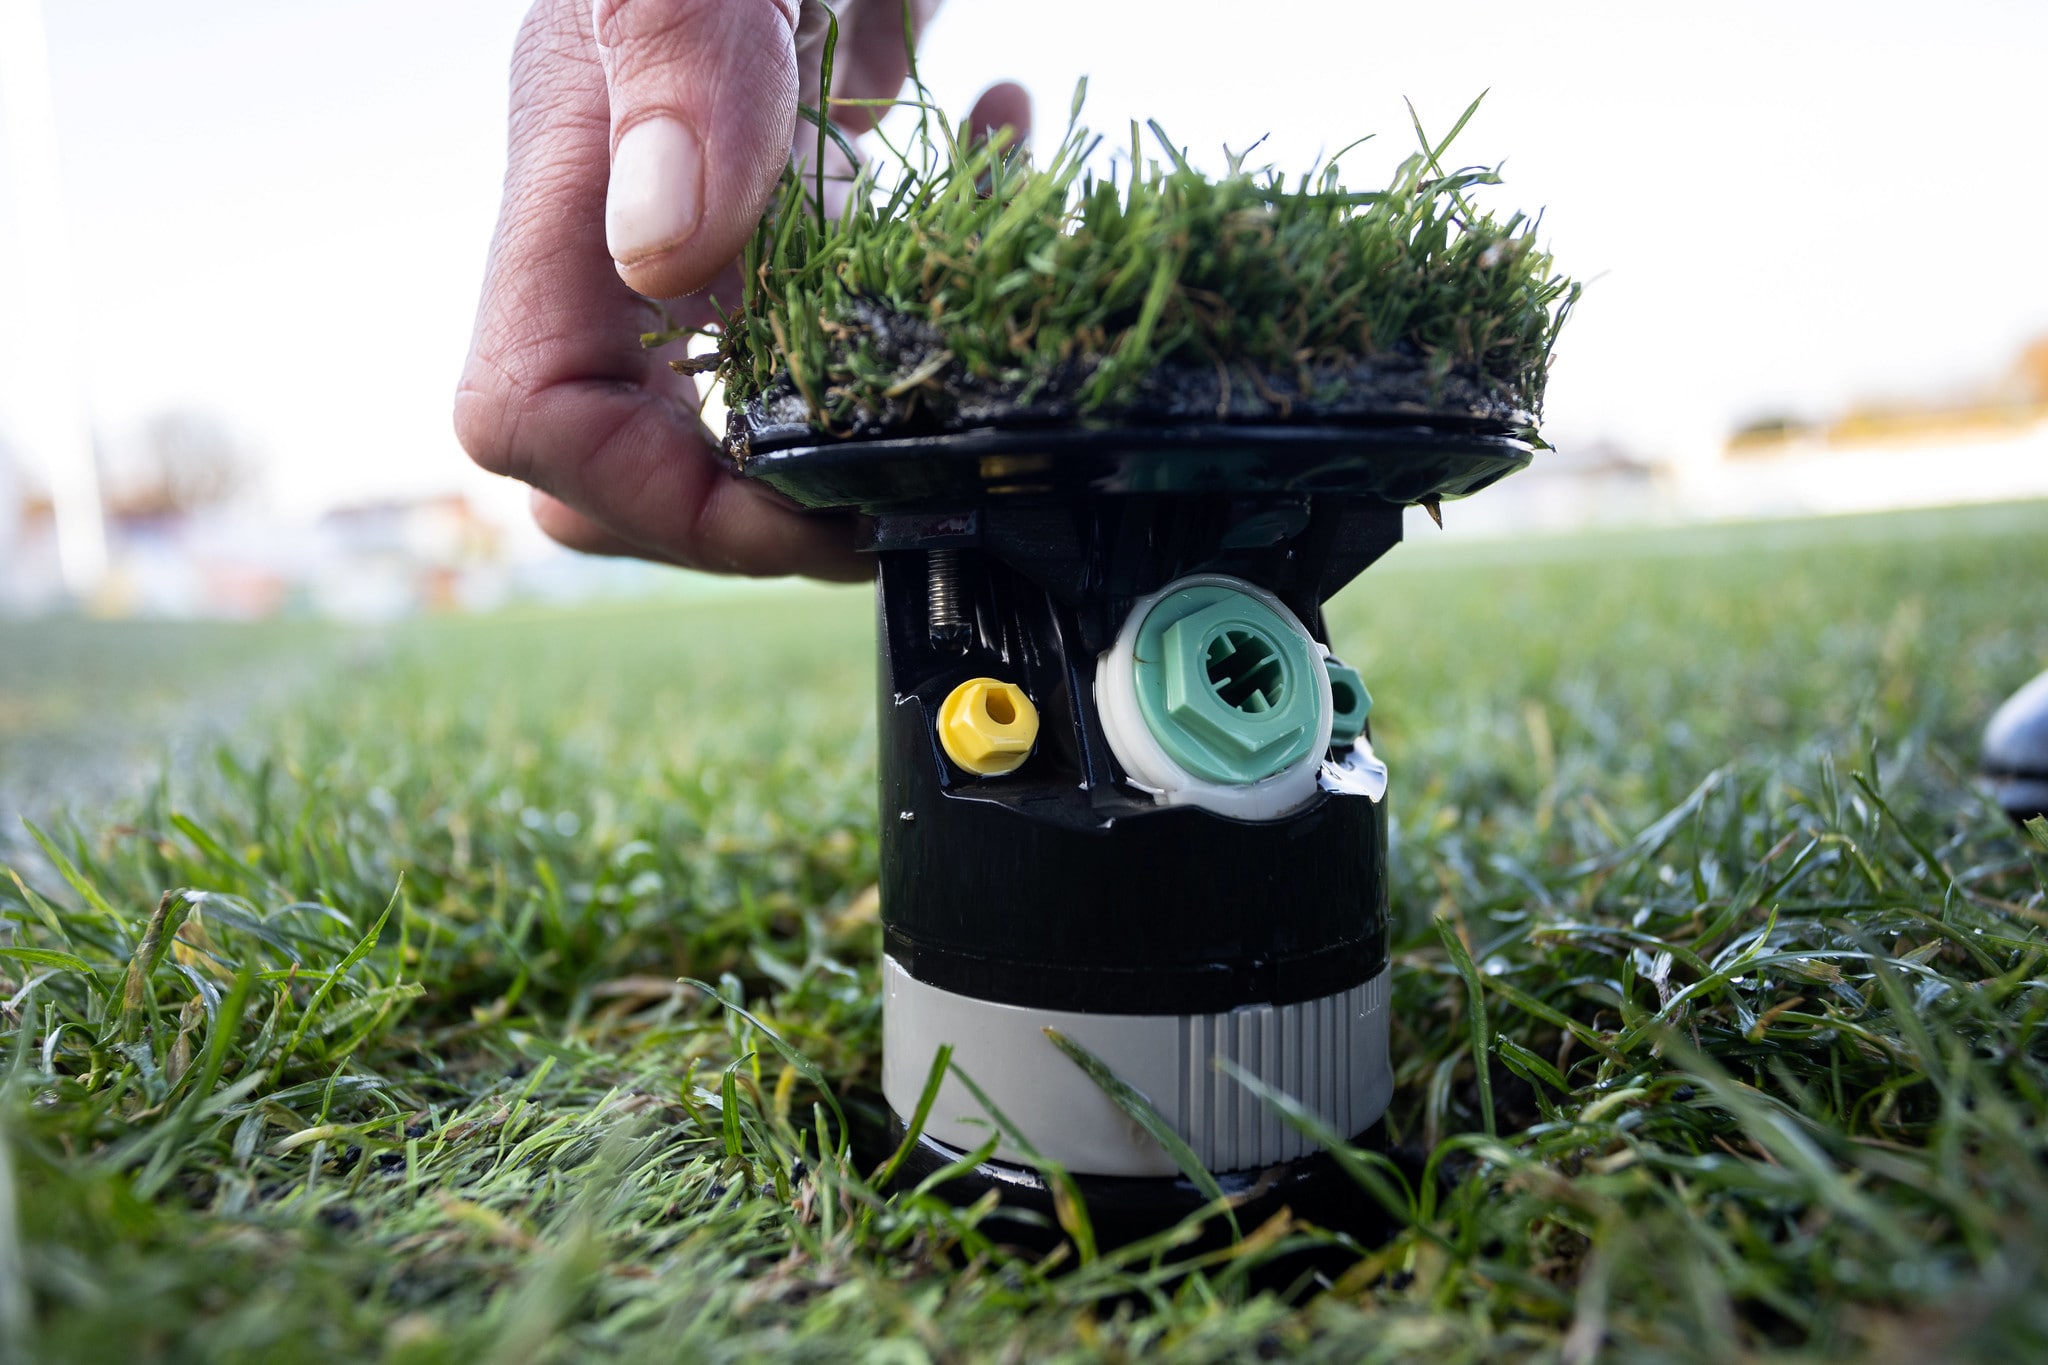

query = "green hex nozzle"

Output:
[[1324, 657, 1371, 746], [1133, 584, 1321, 785]]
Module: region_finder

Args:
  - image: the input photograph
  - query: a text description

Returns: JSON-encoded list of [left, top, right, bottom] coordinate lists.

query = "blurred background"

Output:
[[1, 0, 2045, 618]]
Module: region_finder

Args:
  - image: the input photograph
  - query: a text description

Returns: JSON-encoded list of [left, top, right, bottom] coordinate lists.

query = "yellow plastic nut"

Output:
[[937, 678, 1040, 776]]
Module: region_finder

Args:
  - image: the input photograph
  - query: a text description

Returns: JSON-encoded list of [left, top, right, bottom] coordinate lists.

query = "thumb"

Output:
[[594, 0, 802, 298]]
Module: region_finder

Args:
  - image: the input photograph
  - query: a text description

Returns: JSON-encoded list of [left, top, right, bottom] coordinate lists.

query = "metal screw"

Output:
[[926, 549, 971, 652]]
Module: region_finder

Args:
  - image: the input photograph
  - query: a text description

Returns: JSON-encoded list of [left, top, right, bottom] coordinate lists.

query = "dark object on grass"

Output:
[[1983, 669, 2048, 823]]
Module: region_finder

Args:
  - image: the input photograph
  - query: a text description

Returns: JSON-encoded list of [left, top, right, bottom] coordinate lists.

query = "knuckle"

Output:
[[512, 0, 592, 74], [452, 372, 521, 480], [454, 299, 554, 485], [507, 14, 604, 132], [593, 0, 797, 52]]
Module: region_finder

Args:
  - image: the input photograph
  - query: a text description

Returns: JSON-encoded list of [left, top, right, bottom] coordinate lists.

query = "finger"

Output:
[[594, 0, 802, 298], [535, 487, 869, 581], [456, 0, 863, 580], [529, 488, 675, 561], [805, 0, 941, 138], [965, 80, 1032, 150], [510, 388, 868, 581]]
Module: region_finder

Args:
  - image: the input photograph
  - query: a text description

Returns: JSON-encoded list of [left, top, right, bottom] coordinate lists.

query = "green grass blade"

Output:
[[273, 880, 399, 1078], [685, 978, 850, 1153], [871, 1041, 952, 1189], [0, 948, 93, 977], [1435, 915, 1497, 1137], [1043, 1026, 1237, 1237], [944, 1060, 1096, 1263], [1218, 1062, 1426, 1233]]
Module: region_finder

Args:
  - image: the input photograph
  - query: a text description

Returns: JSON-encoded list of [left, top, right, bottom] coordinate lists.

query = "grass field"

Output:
[[0, 616, 342, 870], [3, 501, 2047, 1362]]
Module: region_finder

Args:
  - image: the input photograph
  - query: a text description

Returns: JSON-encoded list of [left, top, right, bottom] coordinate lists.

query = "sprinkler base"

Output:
[[884, 1117, 1395, 1259]]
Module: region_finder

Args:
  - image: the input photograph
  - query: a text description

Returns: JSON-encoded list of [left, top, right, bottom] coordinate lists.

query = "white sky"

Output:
[[2, 0, 2045, 522]]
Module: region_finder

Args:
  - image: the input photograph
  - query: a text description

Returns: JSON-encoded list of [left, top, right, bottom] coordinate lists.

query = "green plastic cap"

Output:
[[1132, 584, 1322, 785], [1324, 657, 1372, 746]]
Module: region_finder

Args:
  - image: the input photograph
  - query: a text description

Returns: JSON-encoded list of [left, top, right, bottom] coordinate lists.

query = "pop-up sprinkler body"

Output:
[[743, 419, 1531, 1240]]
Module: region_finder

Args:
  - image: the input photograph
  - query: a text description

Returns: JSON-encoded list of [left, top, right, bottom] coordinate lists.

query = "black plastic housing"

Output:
[[873, 531, 1393, 1016]]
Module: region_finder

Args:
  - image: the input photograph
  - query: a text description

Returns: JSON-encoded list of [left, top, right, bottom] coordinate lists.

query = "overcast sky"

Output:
[[2, 0, 2044, 521]]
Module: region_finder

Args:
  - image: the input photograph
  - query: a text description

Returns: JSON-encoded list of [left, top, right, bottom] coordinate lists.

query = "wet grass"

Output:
[[3, 501, 2048, 1361]]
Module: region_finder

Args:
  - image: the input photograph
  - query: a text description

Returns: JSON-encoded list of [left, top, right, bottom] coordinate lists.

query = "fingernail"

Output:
[[606, 117, 702, 267]]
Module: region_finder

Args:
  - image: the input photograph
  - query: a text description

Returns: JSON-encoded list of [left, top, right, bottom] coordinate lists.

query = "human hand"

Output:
[[456, 0, 1031, 579]]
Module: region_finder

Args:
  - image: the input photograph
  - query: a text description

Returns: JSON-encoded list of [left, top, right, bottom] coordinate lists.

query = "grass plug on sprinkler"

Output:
[[667, 85, 1574, 460], [653, 75, 1575, 1245]]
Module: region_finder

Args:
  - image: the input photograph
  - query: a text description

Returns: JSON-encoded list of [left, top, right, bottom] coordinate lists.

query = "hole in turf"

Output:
[[1206, 629, 1285, 713]]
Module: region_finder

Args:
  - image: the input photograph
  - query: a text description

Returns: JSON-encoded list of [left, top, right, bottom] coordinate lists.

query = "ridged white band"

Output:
[[882, 957, 1393, 1178]]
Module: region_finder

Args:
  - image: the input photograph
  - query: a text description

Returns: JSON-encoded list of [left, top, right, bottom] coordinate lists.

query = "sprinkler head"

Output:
[[739, 420, 1534, 1245]]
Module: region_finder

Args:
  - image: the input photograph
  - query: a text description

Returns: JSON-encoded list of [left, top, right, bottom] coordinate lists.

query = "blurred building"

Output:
[[0, 466, 698, 620], [311, 494, 505, 619], [1685, 337, 2048, 520], [0, 453, 66, 613], [0, 485, 522, 620], [1430, 437, 1675, 537], [1446, 337, 2048, 538], [0, 441, 16, 577]]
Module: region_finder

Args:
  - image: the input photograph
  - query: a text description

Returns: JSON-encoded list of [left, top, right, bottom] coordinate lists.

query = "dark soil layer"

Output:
[[728, 309, 1530, 460]]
